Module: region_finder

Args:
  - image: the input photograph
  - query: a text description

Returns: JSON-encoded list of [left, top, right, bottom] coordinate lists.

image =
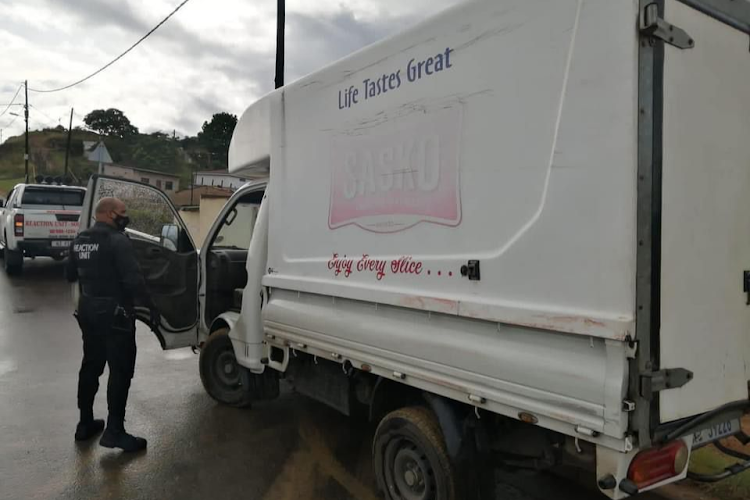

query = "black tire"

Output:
[[199, 328, 253, 408], [4, 248, 22, 276], [373, 406, 457, 500]]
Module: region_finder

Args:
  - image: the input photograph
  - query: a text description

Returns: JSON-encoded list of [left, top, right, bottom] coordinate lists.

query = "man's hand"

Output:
[[149, 307, 161, 333]]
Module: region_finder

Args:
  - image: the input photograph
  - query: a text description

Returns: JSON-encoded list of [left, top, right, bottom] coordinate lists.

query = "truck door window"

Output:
[[212, 201, 258, 250], [92, 178, 191, 252]]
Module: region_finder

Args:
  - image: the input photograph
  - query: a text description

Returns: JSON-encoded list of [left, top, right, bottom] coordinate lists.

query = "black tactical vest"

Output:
[[72, 224, 121, 300]]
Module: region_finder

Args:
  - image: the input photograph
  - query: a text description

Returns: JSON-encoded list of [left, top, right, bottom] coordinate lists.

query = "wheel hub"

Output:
[[390, 444, 432, 500], [215, 349, 240, 387]]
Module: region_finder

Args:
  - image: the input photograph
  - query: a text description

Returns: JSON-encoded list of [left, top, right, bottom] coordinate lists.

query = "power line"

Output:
[[0, 84, 23, 119], [29, 104, 61, 126], [2, 113, 20, 129], [28, 0, 194, 93]]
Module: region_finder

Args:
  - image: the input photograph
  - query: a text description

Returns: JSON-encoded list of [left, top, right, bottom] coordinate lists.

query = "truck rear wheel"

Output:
[[373, 406, 457, 500], [199, 328, 253, 408], [4, 249, 22, 275]]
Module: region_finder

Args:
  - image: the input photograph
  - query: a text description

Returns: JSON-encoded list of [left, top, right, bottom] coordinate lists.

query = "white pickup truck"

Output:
[[0, 182, 86, 275], [77, 1, 750, 498]]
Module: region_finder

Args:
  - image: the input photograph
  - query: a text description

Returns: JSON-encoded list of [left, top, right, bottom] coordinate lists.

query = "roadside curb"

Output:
[[654, 483, 719, 500]]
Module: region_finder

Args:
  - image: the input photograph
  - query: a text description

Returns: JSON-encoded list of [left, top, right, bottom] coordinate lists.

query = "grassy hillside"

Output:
[[0, 128, 217, 195]]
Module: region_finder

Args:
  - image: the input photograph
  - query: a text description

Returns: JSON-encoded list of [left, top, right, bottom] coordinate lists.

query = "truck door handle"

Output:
[[146, 247, 163, 258], [743, 271, 750, 305]]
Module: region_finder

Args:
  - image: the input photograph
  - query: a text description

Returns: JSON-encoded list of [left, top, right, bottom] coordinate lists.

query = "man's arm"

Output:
[[65, 244, 78, 283]]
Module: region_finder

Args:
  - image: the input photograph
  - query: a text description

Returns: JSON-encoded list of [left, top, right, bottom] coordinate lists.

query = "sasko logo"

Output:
[[328, 106, 462, 233]]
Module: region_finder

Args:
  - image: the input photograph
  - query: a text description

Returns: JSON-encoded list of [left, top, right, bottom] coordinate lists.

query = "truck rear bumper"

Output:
[[17, 239, 71, 258]]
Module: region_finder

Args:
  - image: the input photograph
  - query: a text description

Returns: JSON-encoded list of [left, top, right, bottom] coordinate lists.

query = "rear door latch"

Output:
[[641, 367, 694, 400], [460, 260, 480, 281]]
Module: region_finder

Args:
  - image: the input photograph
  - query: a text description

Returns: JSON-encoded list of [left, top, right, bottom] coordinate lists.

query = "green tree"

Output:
[[129, 134, 179, 171], [197, 112, 237, 166], [83, 109, 139, 138]]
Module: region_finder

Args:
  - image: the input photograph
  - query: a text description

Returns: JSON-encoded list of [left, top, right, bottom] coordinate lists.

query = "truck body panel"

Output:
[[262, 0, 640, 341], [264, 288, 632, 449]]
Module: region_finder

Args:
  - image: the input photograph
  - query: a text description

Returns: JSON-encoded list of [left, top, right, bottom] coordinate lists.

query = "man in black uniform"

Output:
[[67, 197, 158, 452]]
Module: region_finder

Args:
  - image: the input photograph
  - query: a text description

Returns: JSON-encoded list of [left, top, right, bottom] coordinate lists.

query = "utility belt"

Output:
[[76, 294, 135, 335]]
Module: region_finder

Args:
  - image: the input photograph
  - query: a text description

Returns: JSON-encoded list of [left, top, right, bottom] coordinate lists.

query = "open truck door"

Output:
[[654, 1, 750, 426], [78, 175, 199, 349], [625, 1, 750, 490]]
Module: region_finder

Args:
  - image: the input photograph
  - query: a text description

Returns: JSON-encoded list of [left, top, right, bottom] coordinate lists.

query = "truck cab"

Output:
[[0, 181, 86, 275]]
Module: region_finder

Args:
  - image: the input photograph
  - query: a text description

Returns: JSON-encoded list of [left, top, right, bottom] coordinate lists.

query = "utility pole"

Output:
[[64, 108, 73, 179], [191, 154, 197, 206], [24, 80, 29, 183], [98, 140, 103, 175], [275, 0, 285, 89]]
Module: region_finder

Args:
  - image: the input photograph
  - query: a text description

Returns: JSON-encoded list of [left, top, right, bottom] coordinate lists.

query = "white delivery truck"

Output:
[[77, 0, 750, 498], [0, 181, 86, 275]]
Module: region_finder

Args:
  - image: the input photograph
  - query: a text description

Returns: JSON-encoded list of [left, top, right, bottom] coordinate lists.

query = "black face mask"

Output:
[[113, 213, 130, 232]]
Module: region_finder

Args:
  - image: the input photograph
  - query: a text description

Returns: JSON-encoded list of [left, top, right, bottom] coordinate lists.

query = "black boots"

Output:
[[75, 411, 146, 452], [74, 419, 105, 441], [99, 419, 147, 452]]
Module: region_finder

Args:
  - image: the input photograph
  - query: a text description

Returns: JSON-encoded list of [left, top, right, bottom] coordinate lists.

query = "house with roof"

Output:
[[172, 185, 234, 246], [101, 164, 180, 193], [194, 169, 249, 191]]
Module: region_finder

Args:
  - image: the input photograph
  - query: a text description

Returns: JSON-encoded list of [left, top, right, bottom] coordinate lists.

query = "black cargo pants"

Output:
[[76, 297, 136, 427]]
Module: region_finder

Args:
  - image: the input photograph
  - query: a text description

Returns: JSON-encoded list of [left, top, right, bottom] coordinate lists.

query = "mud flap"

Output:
[[423, 393, 494, 500]]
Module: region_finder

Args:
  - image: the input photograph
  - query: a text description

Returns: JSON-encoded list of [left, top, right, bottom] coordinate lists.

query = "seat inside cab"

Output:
[[204, 189, 264, 325]]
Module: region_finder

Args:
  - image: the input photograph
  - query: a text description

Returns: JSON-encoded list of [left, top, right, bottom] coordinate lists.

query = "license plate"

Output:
[[692, 418, 741, 448], [51, 240, 71, 248]]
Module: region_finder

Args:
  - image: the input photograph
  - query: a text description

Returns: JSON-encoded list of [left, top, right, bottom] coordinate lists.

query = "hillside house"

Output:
[[102, 164, 180, 193], [194, 169, 248, 191]]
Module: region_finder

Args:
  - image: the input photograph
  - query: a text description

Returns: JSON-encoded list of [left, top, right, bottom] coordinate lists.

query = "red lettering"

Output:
[[328, 253, 353, 278], [357, 254, 386, 280], [330, 252, 422, 280], [391, 256, 423, 276]]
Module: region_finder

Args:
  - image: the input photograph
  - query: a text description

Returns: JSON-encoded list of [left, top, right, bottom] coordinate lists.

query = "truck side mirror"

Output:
[[159, 223, 179, 251]]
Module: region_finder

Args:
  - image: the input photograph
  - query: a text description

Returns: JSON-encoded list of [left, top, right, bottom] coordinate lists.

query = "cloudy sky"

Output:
[[0, 0, 465, 143]]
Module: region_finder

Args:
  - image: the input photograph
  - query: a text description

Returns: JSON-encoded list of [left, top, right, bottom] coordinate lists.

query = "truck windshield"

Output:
[[22, 188, 84, 206]]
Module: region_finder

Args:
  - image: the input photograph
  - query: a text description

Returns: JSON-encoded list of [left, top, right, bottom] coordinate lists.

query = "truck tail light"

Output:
[[627, 440, 689, 489], [14, 214, 24, 237]]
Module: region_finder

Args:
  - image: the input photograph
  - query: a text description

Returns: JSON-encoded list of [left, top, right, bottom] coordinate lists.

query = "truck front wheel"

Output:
[[199, 329, 253, 408], [373, 406, 458, 500]]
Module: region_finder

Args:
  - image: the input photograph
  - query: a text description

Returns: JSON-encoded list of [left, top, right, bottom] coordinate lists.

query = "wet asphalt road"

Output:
[[0, 259, 652, 500]]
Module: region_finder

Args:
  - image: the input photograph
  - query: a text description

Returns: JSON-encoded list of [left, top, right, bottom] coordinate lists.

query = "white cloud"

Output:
[[0, 0, 465, 143]]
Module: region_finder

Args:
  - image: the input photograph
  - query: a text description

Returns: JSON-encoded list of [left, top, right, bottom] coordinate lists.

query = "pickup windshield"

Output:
[[21, 188, 84, 206]]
